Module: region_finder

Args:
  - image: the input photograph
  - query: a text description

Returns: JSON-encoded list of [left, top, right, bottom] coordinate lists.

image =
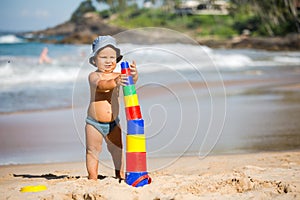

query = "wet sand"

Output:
[[1, 75, 300, 164]]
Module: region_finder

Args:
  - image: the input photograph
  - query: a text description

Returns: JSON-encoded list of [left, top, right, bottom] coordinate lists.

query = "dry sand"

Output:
[[0, 150, 299, 200]]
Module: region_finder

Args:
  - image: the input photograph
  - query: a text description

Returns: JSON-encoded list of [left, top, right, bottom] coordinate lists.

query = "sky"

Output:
[[0, 0, 158, 32], [0, 0, 105, 32]]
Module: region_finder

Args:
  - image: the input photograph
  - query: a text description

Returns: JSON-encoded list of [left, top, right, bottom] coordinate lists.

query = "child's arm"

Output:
[[89, 72, 120, 91], [130, 61, 138, 83]]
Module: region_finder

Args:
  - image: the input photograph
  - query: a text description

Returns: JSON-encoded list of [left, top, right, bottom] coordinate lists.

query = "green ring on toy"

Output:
[[123, 85, 136, 96]]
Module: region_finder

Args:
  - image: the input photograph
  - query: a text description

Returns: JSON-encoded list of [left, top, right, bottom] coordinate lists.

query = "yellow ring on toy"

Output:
[[20, 185, 47, 193], [124, 94, 139, 107], [126, 135, 146, 152]]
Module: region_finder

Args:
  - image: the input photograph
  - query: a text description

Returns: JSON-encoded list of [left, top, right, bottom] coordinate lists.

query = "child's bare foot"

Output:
[[88, 176, 98, 181]]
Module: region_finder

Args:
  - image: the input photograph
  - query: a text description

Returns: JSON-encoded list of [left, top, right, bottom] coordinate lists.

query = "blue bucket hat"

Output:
[[89, 35, 123, 67]]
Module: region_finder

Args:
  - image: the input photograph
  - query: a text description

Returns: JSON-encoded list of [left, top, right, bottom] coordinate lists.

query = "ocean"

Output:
[[1, 33, 299, 114], [1, 33, 300, 166]]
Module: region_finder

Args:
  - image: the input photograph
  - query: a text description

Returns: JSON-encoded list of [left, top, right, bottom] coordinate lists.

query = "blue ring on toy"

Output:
[[126, 76, 134, 85], [125, 171, 149, 187], [127, 119, 144, 134]]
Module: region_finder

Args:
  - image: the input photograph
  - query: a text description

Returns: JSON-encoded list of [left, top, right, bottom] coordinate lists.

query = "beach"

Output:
[[1, 75, 300, 199], [0, 151, 299, 199], [1, 32, 300, 199]]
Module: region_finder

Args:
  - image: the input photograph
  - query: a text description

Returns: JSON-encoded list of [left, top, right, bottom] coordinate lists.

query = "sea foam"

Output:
[[0, 34, 25, 44]]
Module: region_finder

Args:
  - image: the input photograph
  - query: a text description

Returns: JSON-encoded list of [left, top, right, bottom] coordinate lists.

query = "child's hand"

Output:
[[120, 74, 129, 86], [115, 74, 128, 86], [130, 61, 138, 83], [129, 61, 137, 76]]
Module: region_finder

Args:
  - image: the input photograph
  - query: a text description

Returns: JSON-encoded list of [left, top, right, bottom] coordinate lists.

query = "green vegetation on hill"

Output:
[[230, 0, 299, 36], [73, 0, 299, 39], [71, 0, 96, 22], [100, 5, 237, 39]]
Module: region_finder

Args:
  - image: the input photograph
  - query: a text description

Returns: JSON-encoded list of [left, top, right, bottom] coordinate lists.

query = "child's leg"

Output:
[[86, 124, 103, 180], [106, 125, 124, 179]]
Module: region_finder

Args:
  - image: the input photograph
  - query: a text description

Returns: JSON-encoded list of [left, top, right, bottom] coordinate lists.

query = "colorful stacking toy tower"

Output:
[[121, 61, 151, 187]]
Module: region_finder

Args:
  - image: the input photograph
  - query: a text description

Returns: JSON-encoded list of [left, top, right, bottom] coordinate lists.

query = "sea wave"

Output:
[[213, 54, 253, 69], [273, 55, 300, 64], [1, 42, 300, 113], [119, 43, 255, 73], [2, 43, 299, 88], [0, 60, 80, 87], [0, 34, 25, 44]]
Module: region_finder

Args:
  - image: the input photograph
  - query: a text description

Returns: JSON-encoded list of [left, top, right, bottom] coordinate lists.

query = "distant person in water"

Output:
[[39, 47, 52, 64]]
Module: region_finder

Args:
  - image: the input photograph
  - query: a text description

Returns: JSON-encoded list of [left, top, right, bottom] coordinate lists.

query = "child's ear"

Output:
[[92, 59, 96, 64]]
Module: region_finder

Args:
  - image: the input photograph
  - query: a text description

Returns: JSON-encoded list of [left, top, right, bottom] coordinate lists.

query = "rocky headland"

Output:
[[29, 13, 124, 44]]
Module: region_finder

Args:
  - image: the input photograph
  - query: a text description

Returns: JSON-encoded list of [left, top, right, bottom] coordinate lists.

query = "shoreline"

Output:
[[1, 148, 300, 167], [1, 75, 300, 165], [1, 150, 299, 199], [1, 147, 299, 167]]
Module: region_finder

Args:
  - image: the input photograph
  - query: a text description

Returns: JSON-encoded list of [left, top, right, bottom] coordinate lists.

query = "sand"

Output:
[[0, 150, 299, 200]]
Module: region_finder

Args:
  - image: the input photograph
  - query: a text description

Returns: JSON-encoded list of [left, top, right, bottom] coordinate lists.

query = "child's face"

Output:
[[94, 46, 117, 73]]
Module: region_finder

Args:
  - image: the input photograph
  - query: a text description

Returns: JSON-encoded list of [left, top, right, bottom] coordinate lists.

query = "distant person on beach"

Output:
[[85, 35, 138, 180], [39, 47, 52, 64]]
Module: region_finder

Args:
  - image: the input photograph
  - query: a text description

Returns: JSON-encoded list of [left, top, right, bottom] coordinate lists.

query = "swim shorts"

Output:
[[86, 116, 119, 137]]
